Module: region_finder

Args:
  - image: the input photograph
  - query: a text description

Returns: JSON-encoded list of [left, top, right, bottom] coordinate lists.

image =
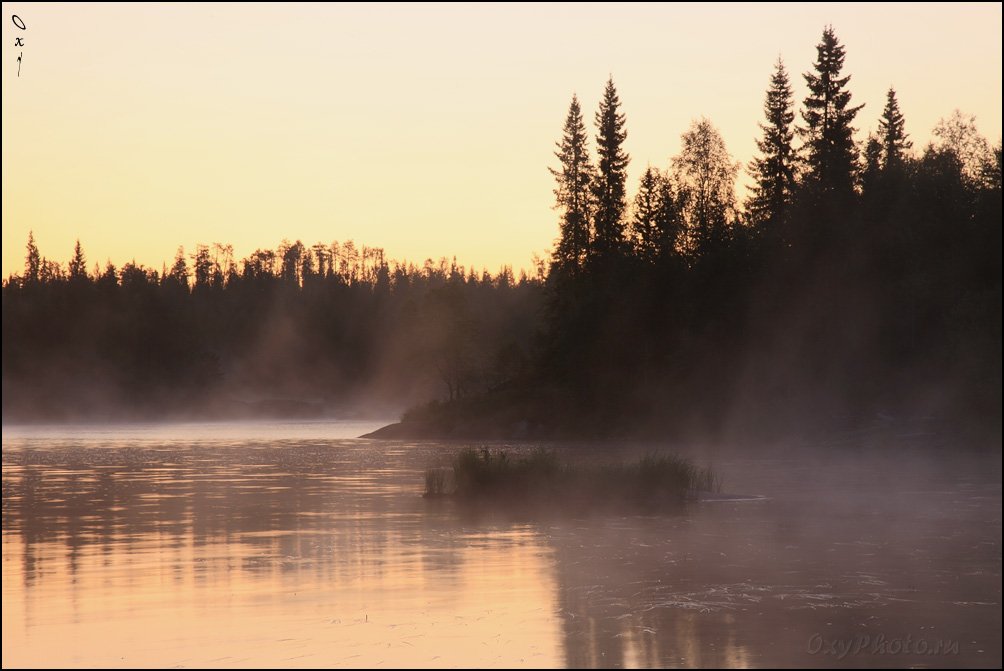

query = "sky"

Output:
[[2, 2, 1001, 278]]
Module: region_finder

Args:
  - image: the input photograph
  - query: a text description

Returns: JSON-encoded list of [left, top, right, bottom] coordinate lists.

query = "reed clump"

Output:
[[424, 448, 720, 508]]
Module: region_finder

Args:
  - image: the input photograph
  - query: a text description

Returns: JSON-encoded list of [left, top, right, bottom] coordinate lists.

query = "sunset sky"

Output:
[[2, 2, 1001, 278]]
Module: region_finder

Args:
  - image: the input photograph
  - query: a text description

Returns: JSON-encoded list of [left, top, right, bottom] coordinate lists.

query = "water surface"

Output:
[[2, 420, 1000, 667]]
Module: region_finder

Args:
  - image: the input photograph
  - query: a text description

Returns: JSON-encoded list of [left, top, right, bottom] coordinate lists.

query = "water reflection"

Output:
[[2, 425, 1001, 668], [3, 436, 563, 667], [546, 450, 1002, 668]]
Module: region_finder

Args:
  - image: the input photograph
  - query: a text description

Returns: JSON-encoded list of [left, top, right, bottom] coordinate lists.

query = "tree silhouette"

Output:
[[2, 38, 1000, 438], [68, 240, 87, 280], [931, 110, 995, 188], [800, 26, 864, 200], [878, 87, 912, 171], [591, 77, 630, 260], [24, 230, 40, 285], [630, 167, 678, 262], [166, 247, 190, 289], [192, 244, 213, 289], [550, 95, 595, 274], [747, 57, 797, 234], [860, 133, 884, 198], [672, 118, 739, 257]]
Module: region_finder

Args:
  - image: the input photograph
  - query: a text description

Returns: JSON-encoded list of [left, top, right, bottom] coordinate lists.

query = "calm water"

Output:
[[2, 421, 1000, 668]]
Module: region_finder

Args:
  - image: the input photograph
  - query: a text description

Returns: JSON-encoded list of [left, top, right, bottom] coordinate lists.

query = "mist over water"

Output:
[[3, 420, 999, 668], [2, 9, 1000, 669]]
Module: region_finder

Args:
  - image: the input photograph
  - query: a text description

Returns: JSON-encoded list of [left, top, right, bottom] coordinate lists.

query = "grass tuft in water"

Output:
[[424, 466, 449, 496], [424, 448, 720, 508]]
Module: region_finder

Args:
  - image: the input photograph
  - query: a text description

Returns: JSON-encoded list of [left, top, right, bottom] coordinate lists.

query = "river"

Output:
[[2, 420, 1000, 668]]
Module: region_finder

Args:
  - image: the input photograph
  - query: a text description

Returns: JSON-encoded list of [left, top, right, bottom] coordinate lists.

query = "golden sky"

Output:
[[2, 3, 1001, 278]]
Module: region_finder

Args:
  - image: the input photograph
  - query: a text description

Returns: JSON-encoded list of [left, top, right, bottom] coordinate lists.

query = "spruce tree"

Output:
[[631, 167, 677, 263], [878, 87, 911, 171], [192, 244, 213, 289], [550, 95, 595, 273], [861, 133, 883, 196], [167, 247, 190, 289], [653, 174, 678, 259], [24, 231, 41, 284], [800, 26, 864, 199], [69, 240, 87, 280], [747, 57, 797, 230], [591, 77, 630, 259], [631, 167, 662, 262]]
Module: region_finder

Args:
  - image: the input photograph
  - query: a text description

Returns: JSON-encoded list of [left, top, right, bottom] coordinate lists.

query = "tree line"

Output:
[[3, 26, 1000, 437], [532, 25, 1000, 437], [550, 27, 998, 271], [3, 236, 544, 420]]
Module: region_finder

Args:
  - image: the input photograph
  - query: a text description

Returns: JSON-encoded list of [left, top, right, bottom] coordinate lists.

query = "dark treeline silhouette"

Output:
[[3, 237, 545, 420], [4, 26, 1001, 438], [395, 26, 1001, 440]]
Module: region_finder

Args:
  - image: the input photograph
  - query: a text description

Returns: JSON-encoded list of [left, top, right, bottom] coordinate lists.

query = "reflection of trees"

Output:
[[3, 442, 558, 598], [3, 441, 569, 668], [550, 508, 855, 666], [5, 440, 577, 598], [547, 506, 911, 668], [546, 471, 1003, 669], [546, 512, 834, 668], [6, 445, 1000, 668], [2, 443, 414, 587]]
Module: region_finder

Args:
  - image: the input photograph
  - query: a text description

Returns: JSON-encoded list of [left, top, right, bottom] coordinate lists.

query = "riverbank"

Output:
[[360, 393, 1001, 448]]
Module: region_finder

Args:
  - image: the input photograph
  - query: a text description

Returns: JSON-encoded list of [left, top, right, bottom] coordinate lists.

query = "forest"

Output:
[[3, 27, 1001, 440]]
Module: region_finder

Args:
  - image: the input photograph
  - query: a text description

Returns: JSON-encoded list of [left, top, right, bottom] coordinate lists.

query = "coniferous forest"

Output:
[[3, 28, 1001, 439]]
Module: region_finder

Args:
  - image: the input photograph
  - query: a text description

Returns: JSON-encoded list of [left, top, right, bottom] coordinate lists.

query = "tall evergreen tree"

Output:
[[653, 174, 679, 260], [800, 26, 864, 198], [591, 77, 630, 259], [192, 244, 213, 289], [631, 167, 662, 262], [68, 240, 87, 280], [630, 167, 678, 263], [878, 87, 911, 171], [861, 133, 883, 196], [24, 231, 41, 285], [167, 247, 190, 289], [550, 95, 595, 273], [747, 57, 797, 231]]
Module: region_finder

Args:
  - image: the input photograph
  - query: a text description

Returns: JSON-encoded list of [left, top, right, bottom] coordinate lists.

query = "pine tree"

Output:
[[591, 77, 630, 259], [69, 240, 88, 280], [98, 261, 117, 289], [24, 231, 41, 284], [631, 167, 662, 262], [192, 244, 213, 288], [861, 133, 883, 196], [653, 174, 679, 259], [631, 167, 677, 263], [167, 247, 190, 289], [800, 26, 864, 199], [550, 95, 595, 273], [747, 57, 797, 230], [878, 87, 911, 171]]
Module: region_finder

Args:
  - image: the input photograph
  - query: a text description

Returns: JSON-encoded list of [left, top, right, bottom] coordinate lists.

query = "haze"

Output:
[[2, 2, 1001, 277]]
